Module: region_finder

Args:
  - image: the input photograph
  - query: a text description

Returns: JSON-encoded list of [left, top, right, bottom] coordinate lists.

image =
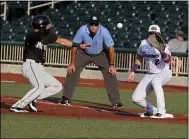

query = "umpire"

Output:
[[58, 15, 123, 108]]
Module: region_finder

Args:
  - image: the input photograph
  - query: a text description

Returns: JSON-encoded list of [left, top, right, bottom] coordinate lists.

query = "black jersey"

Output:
[[23, 30, 57, 63]]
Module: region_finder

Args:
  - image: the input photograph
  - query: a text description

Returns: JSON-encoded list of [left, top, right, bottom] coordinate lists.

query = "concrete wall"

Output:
[[1, 64, 188, 87]]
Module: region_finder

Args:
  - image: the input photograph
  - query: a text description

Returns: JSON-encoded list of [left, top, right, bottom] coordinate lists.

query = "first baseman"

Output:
[[128, 25, 173, 119]]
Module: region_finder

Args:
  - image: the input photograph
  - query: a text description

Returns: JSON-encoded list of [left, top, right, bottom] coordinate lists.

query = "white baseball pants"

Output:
[[12, 59, 62, 108], [132, 68, 172, 114]]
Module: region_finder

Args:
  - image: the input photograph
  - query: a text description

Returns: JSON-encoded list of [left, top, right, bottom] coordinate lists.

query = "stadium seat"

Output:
[[1, 1, 188, 48]]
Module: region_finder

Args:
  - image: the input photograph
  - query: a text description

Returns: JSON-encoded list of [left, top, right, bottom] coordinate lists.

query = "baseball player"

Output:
[[128, 25, 173, 118], [10, 15, 91, 112]]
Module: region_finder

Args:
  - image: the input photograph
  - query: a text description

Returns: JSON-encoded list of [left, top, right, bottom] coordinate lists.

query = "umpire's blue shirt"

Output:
[[73, 24, 114, 54]]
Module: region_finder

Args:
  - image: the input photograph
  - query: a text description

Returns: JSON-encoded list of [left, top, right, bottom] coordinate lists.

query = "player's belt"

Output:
[[24, 59, 44, 65]]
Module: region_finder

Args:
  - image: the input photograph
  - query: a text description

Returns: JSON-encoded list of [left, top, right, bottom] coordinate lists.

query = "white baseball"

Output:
[[117, 23, 123, 28]]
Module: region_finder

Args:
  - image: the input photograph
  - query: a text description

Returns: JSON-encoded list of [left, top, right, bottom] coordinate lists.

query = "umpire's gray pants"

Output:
[[63, 50, 121, 105]]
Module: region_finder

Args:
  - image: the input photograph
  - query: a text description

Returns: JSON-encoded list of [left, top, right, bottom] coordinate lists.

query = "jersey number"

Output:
[[155, 59, 160, 65]]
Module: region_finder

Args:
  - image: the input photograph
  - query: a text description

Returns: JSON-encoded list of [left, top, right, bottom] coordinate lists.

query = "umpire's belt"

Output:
[[24, 59, 44, 65]]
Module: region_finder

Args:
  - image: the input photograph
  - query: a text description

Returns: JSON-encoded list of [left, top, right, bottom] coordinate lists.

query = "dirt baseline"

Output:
[[1, 96, 187, 125], [1, 73, 188, 93]]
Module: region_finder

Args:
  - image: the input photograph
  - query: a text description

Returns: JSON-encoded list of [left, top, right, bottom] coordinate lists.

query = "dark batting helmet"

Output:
[[32, 15, 51, 32]]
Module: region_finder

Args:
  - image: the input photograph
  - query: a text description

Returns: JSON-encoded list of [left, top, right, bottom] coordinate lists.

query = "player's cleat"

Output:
[[113, 103, 124, 108], [10, 107, 28, 112], [165, 113, 174, 118], [140, 112, 154, 118], [28, 101, 37, 112], [150, 113, 166, 119], [58, 96, 71, 105]]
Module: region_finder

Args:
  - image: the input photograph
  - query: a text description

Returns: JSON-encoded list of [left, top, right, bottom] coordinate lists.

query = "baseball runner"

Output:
[[128, 25, 173, 118], [10, 15, 91, 112]]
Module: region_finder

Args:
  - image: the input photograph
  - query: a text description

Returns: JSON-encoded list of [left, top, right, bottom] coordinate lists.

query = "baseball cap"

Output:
[[148, 24, 161, 33], [176, 30, 184, 36], [89, 15, 100, 25]]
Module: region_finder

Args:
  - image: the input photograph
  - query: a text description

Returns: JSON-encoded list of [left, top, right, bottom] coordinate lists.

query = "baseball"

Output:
[[117, 23, 123, 28]]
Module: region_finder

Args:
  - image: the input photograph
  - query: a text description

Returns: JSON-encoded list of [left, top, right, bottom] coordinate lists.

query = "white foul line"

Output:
[[1, 80, 16, 83], [4, 97, 111, 113]]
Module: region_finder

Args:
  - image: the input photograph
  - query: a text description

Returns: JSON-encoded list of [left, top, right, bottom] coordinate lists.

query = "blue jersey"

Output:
[[73, 24, 114, 54]]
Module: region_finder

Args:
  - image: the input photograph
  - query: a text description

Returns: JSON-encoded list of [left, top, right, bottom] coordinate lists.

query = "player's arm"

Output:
[[46, 30, 90, 49], [130, 55, 143, 73], [55, 38, 90, 49], [161, 46, 171, 63], [161, 52, 171, 63], [130, 42, 144, 73], [57, 26, 89, 49], [128, 54, 143, 82]]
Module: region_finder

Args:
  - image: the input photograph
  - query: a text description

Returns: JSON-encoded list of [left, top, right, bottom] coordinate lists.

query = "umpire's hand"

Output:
[[109, 66, 117, 76], [67, 63, 75, 74]]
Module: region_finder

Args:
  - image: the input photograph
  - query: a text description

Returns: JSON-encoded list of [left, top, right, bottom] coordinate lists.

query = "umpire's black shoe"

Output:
[[28, 101, 37, 112], [113, 103, 124, 108], [58, 96, 71, 105]]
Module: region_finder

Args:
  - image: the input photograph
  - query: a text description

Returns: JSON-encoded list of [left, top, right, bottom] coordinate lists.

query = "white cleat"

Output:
[[10, 107, 28, 112], [165, 113, 174, 118]]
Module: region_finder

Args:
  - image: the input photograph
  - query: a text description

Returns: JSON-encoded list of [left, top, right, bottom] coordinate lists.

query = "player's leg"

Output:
[[10, 62, 45, 112], [150, 69, 172, 118], [132, 74, 157, 115], [92, 52, 122, 107], [58, 51, 91, 104], [36, 68, 62, 100]]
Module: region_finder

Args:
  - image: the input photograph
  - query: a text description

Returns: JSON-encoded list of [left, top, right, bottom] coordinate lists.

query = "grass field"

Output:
[[2, 114, 187, 138], [1, 83, 188, 138]]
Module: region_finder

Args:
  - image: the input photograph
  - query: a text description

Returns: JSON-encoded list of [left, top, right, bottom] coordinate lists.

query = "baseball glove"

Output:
[[148, 33, 166, 53]]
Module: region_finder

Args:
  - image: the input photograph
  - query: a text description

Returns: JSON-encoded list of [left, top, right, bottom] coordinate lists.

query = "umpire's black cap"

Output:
[[89, 15, 100, 25]]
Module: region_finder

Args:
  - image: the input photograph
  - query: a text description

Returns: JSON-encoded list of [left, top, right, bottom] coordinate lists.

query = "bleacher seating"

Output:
[[1, 1, 188, 48]]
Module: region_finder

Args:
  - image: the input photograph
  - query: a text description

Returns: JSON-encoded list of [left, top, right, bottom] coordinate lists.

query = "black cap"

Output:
[[89, 15, 100, 25], [32, 15, 51, 29]]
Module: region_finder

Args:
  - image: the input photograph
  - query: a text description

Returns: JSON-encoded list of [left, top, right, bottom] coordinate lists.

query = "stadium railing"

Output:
[[27, 0, 59, 15], [0, 2, 7, 20], [1, 41, 188, 77]]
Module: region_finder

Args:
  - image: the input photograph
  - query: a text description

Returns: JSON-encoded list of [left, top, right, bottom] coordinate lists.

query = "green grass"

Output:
[[1, 83, 188, 138], [1, 83, 188, 115], [1, 114, 188, 138]]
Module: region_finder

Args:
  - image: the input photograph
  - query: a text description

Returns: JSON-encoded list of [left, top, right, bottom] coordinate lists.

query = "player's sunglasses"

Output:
[[89, 23, 99, 26]]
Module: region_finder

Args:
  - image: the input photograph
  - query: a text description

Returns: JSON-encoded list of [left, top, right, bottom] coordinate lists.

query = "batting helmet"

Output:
[[32, 15, 51, 32]]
